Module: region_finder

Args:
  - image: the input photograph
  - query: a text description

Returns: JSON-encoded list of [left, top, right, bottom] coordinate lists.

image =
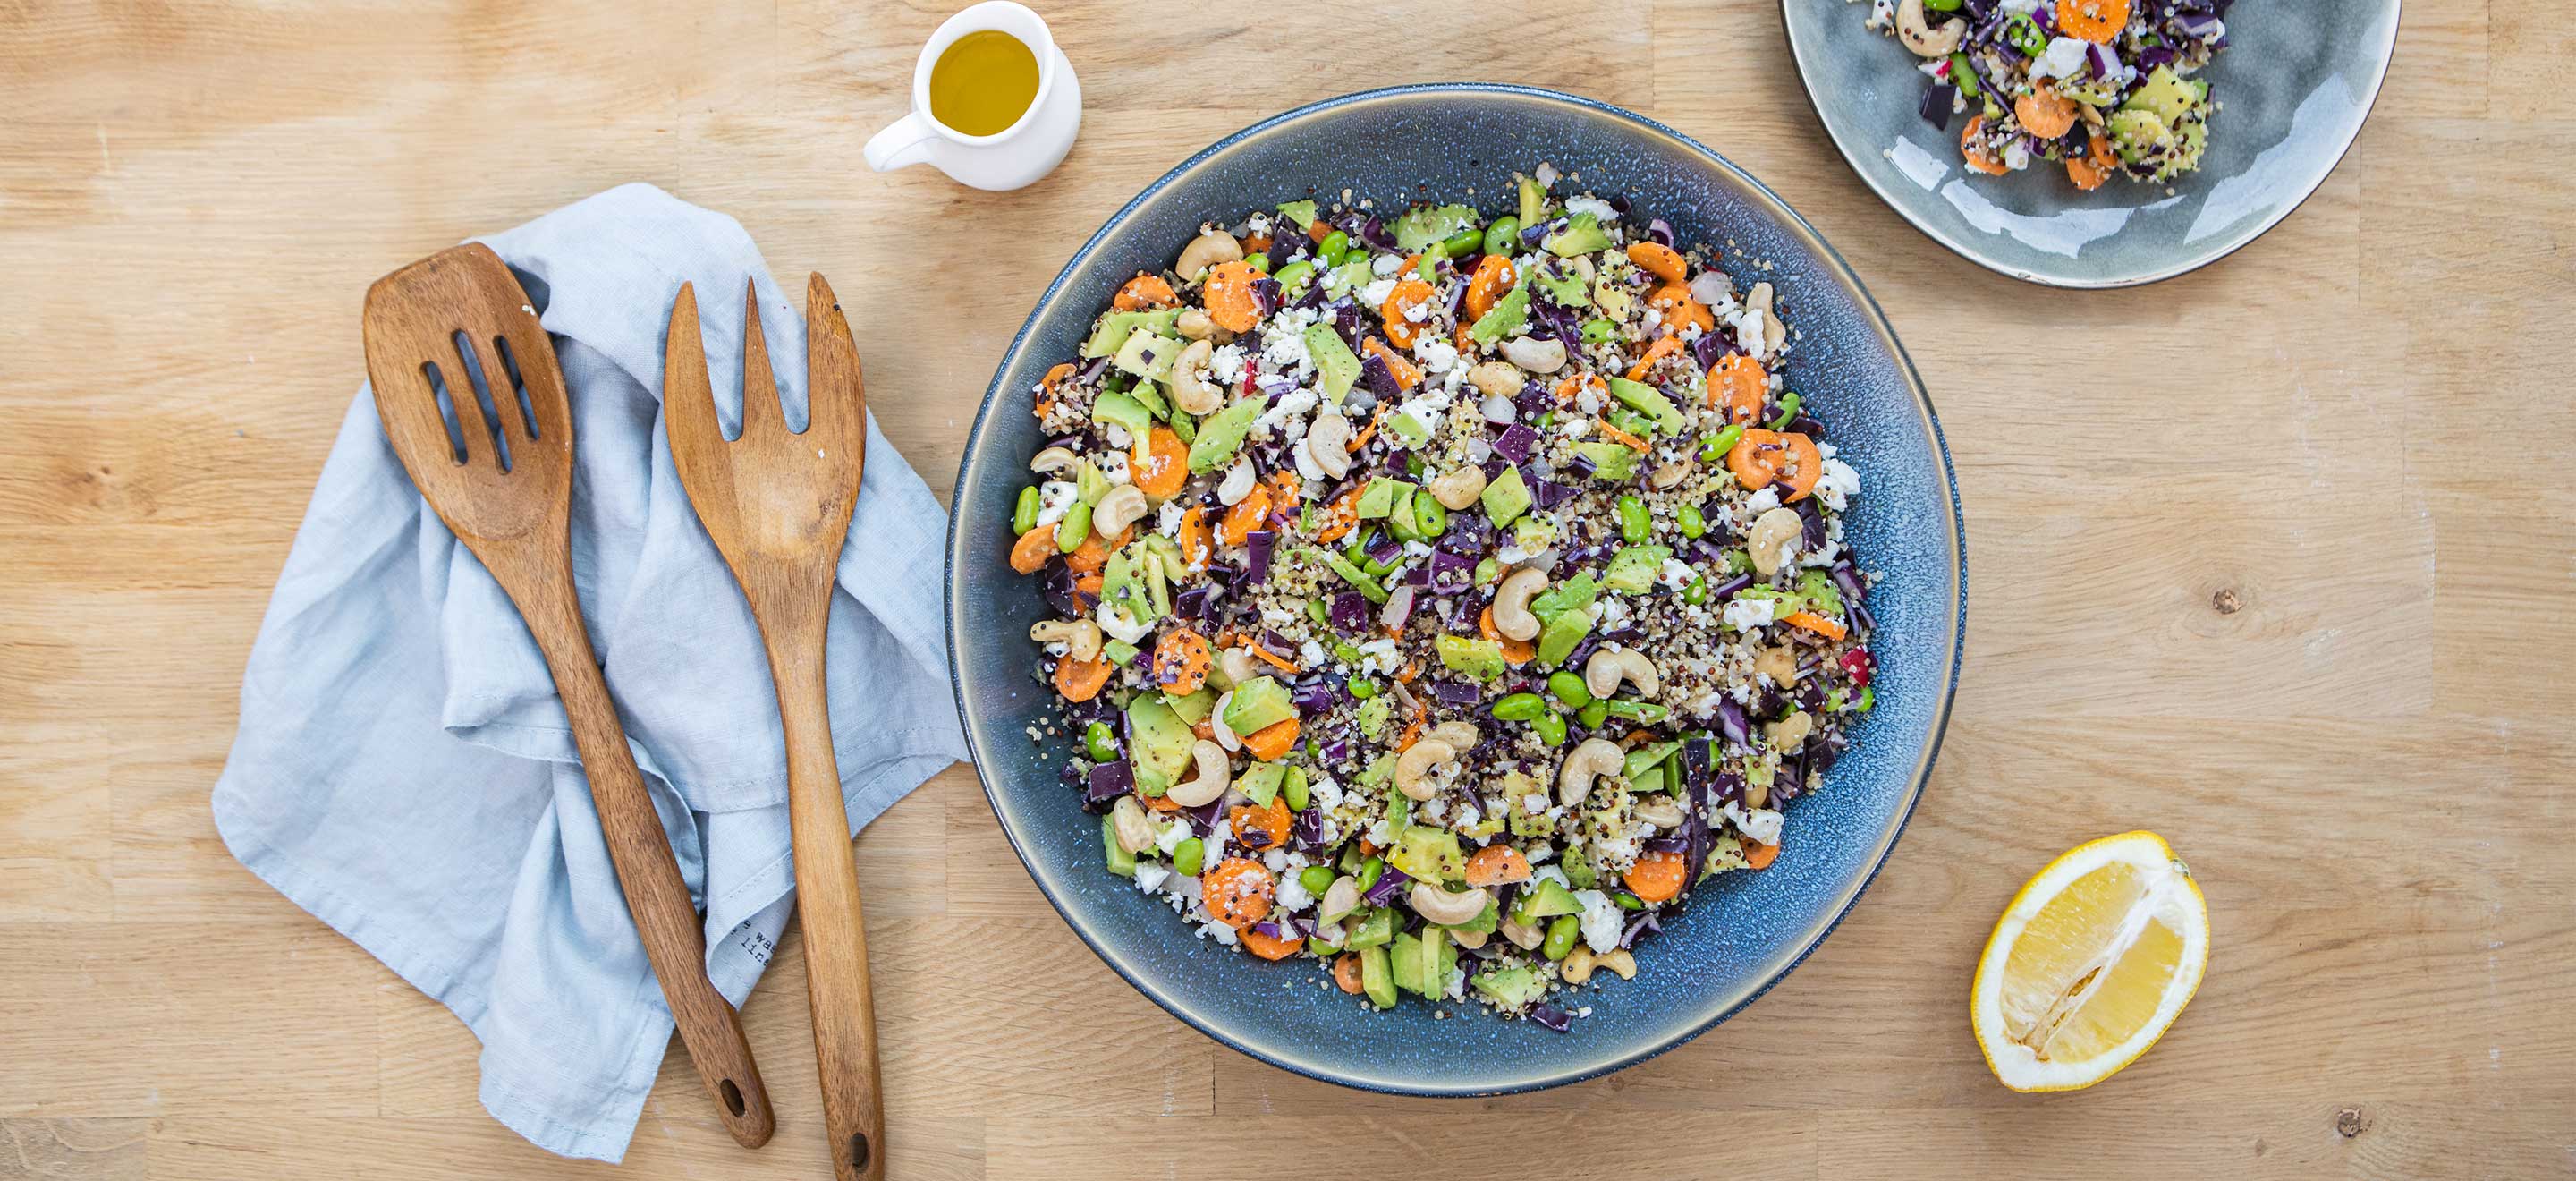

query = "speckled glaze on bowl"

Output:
[[1782, 1, 2399, 288], [945, 83, 1965, 1094]]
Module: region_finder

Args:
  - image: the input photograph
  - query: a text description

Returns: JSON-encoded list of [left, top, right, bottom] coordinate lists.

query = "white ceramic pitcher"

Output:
[[862, 2, 1081, 191]]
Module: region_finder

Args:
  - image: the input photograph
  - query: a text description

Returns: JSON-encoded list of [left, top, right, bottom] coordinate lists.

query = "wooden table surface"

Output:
[[4, 2, 2570, 1177]]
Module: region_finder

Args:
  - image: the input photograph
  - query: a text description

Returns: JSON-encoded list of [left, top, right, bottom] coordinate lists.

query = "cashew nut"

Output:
[[1449, 927, 1490, 950], [1648, 458, 1693, 489], [1170, 338, 1224, 415], [1174, 308, 1221, 341], [1500, 335, 1568, 374], [1748, 506, 1805, 576], [1304, 411, 1353, 480], [1596, 948, 1637, 980], [1741, 281, 1786, 359], [1491, 567, 1548, 642], [1753, 643, 1798, 686], [1030, 446, 1081, 476], [1561, 946, 1597, 984], [1466, 361, 1525, 401], [1556, 738, 1624, 807], [1111, 795, 1159, 855], [1427, 464, 1487, 511], [1215, 646, 1258, 692], [1175, 230, 1243, 279], [1319, 875, 1361, 923], [1499, 915, 1546, 951], [1409, 882, 1492, 926], [1394, 739, 1459, 803], [1028, 617, 1103, 663], [1216, 456, 1256, 506], [1632, 794, 1684, 829], [1428, 720, 1480, 752], [1164, 739, 1232, 807], [1091, 484, 1150, 535], [1766, 709, 1814, 752], [1896, 0, 1967, 56], [1584, 648, 1660, 700]]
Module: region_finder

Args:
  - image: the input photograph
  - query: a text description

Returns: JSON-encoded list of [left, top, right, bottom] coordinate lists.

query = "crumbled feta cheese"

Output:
[[1573, 888, 1623, 954], [1818, 457, 1861, 512], [1311, 777, 1343, 811], [1154, 822, 1189, 855], [1746, 487, 1782, 514], [1208, 344, 1247, 383], [1035, 480, 1078, 527], [1198, 920, 1240, 946], [1156, 500, 1185, 539], [1359, 276, 1397, 306], [1276, 871, 1313, 913], [1253, 387, 1318, 438], [1564, 196, 1617, 221], [1133, 863, 1172, 894], [1724, 803, 1784, 845], [2029, 36, 2090, 81], [1371, 253, 1403, 277], [1722, 597, 1777, 633], [1414, 338, 1460, 374], [1262, 849, 1289, 873]]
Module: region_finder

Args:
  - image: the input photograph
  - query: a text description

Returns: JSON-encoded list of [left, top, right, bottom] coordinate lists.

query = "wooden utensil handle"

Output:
[[513, 563, 777, 1151], [762, 593, 885, 1181]]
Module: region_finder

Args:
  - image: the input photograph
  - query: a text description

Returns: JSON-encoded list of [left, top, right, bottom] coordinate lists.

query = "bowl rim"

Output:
[[943, 81, 1968, 1095], [1775, 0, 2402, 289]]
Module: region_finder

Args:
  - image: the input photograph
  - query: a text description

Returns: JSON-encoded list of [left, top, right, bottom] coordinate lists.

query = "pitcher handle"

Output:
[[863, 111, 941, 174]]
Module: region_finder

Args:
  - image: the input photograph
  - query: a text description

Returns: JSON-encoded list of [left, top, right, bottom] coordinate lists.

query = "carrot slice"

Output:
[[1135, 427, 1188, 499], [1379, 277, 1436, 348], [1742, 839, 1781, 871], [1646, 284, 1715, 335], [1054, 656, 1113, 702], [1314, 485, 1362, 544], [1063, 524, 1127, 576], [2067, 133, 2116, 191], [1783, 610, 1848, 641], [1725, 429, 1822, 500], [1708, 353, 1767, 422], [1152, 628, 1214, 695], [1962, 115, 2011, 175], [1219, 485, 1272, 546], [1202, 260, 1263, 333], [1465, 253, 1518, 320], [1229, 797, 1292, 851], [2014, 82, 2080, 140], [1249, 644, 1300, 675], [1176, 506, 1214, 571], [1554, 373, 1607, 404], [1464, 845, 1532, 888], [2055, 0, 2130, 43], [1241, 232, 1274, 253], [1200, 858, 1275, 929], [1597, 420, 1650, 452], [1479, 605, 1534, 665], [1334, 953, 1367, 992], [1624, 850, 1688, 904], [1239, 924, 1301, 960], [1625, 336, 1682, 383], [1074, 572, 1102, 599], [1308, 219, 1333, 243], [1626, 241, 1687, 284], [1242, 716, 1300, 762], [1361, 336, 1422, 390], [1009, 526, 1056, 574], [1114, 273, 1177, 310]]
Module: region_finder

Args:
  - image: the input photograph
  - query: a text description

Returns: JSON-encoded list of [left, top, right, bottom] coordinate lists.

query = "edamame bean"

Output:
[[1605, 699, 1670, 724], [1273, 260, 1314, 294], [1415, 254, 1436, 283], [1577, 701, 1610, 730], [1949, 52, 1981, 99], [1614, 890, 1644, 911], [1491, 692, 1546, 721], [1438, 226, 1483, 259], [1700, 423, 1745, 464], [1055, 498, 1091, 552], [1683, 574, 1709, 606], [1856, 684, 1877, 713], [1245, 253, 1271, 274], [1723, 548, 1752, 575], [1582, 318, 1617, 344], [1924, 0, 1962, 9], [1616, 495, 1650, 544], [1359, 855, 1385, 891], [1013, 486, 1040, 534], [1307, 599, 1331, 626], [1084, 720, 1118, 762], [1767, 391, 1802, 431], [1300, 865, 1337, 897], [1543, 915, 1580, 961], [1482, 216, 1521, 256], [1531, 709, 1569, 746], [1546, 671, 1593, 709], [1318, 230, 1352, 266], [1349, 677, 1378, 700], [1474, 556, 1500, 586], [1173, 837, 1206, 876], [2004, 13, 2045, 54], [1678, 503, 1707, 540], [1411, 491, 1448, 538], [1284, 767, 1309, 811]]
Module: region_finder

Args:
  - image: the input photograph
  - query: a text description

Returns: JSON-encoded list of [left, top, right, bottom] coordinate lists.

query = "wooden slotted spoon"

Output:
[[662, 276, 883, 1181], [360, 243, 775, 1150]]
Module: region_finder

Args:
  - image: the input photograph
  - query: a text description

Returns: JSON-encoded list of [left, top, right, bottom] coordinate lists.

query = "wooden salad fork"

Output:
[[662, 275, 884, 1181], [360, 244, 776, 1151]]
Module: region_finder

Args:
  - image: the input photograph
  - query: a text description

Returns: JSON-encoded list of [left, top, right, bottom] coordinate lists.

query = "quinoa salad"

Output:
[[1004, 168, 1880, 1026], [1865, 0, 2233, 188]]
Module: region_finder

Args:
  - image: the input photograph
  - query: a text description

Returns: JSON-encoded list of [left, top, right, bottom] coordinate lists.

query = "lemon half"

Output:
[[1972, 831, 2208, 1092]]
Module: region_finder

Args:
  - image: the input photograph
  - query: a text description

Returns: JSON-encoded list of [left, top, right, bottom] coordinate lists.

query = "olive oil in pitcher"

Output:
[[927, 30, 1038, 137]]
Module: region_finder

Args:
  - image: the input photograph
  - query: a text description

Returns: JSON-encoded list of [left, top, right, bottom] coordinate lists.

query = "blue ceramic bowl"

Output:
[[945, 83, 1966, 1093], [1781, 1, 2401, 287]]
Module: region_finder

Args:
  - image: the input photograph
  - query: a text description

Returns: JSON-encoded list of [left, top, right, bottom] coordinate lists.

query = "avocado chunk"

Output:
[[1516, 174, 1546, 228], [1443, 893, 1501, 934], [1512, 877, 1583, 923], [1275, 199, 1320, 231], [1471, 965, 1548, 1010], [1606, 376, 1687, 434], [1186, 394, 1266, 472], [1533, 261, 1589, 308], [1436, 634, 1508, 683], [1081, 308, 1181, 358], [1536, 606, 1595, 667], [1320, 548, 1388, 603], [1126, 377, 1171, 420], [1236, 761, 1286, 807], [1099, 546, 1160, 631], [1574, 440, 1639, 481], [1479, 464, 1532, 527], [1305, 322, 1362, 403], [1384, 411, 1433, 448], [1562, 853, 1599, 890], [1795, 569, 1845, 616], [1530, 572, 1597, 622], [1388, 928, 1459, 998], [2122, 65, 2203, 123], [1623, 740, 1682, 784], [1602, 544, 1671, 595], [1356, 695, 1393, 742], [1090, 390, 1154, 441], [1389, 826, 1466, 883], [1125, 694, 1195, 790], [1165, 686, 1217, 725], [1512, 514, 1558, 553], [1323, 256, 1373, 299], [1221, 675, 1297, 737], [2108, 108, 2171, 165], [1101, 812, 1138, 878], [1356, 476, 1412, 519], [1542, 212, 1614, 257], [1391, 203, 1479, 252], [1345, 905, 1396, 951], [1114, 331, 1185, 384], [1359, 943, 1397, 1008], [1468, 276, 1531, 344], [1073, 458, 1114, 506]]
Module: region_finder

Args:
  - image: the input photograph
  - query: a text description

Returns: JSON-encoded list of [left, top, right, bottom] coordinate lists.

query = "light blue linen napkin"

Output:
[[212, 183, 967, 1162]]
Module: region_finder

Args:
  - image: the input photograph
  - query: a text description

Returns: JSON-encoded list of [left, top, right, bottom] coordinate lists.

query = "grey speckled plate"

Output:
[[945, 84, 1964, 1094], [1783, 1, 2399, 287]]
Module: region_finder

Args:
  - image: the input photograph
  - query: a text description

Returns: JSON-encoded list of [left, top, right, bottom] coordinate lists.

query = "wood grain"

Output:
[[3, 1, 2570, 1177]]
